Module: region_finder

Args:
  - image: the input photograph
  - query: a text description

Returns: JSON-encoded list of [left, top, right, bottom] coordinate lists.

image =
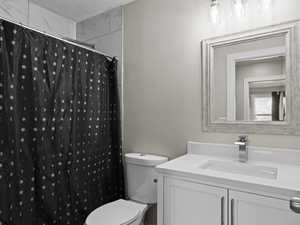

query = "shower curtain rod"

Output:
[[0, 15, 117, 61]]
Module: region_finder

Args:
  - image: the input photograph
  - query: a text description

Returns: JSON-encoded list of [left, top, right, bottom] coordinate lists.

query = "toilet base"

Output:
[[129, 202, 149, 225]]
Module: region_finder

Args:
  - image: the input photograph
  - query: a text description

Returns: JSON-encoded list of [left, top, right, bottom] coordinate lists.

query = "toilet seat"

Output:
[[85, 199, 147, 225]]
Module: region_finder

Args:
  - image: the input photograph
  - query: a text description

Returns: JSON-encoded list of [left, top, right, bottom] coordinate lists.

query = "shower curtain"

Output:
[[272, 91, 286, 121], [0, 20, 124, 225]]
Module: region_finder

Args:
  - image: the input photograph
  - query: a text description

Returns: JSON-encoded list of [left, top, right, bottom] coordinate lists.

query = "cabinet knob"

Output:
[[290, 197, 300, 213]]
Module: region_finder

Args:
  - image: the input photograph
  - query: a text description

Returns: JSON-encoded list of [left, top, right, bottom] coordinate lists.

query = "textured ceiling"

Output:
[[30, 0, 135, 22]]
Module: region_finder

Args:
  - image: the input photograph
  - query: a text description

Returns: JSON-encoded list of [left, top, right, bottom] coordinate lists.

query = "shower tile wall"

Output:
[[0, 0, 28, 23], [76, 7, 123, 86], [0, 0, 76, 38], [76, 7, 122, 52], [28, 2, 76, 38]]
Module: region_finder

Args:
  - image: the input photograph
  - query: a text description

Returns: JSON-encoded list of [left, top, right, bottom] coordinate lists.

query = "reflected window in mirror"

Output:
[[251, 94, 273, 121], [249, 84, 286, 122]]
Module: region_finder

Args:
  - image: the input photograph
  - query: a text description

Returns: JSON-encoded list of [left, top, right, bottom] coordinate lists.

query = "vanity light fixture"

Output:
[[261, 0, 272, 10], [232, 0, 247, 18], [210, 0, 221, 24]]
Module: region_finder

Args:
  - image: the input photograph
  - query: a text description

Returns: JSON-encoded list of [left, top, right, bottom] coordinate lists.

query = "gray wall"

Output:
[[123, 0, 300, 161], [0, 0, 76, 38]]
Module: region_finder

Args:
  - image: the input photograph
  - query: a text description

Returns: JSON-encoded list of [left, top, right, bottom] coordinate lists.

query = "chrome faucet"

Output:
[[234, 136, 248, 163]]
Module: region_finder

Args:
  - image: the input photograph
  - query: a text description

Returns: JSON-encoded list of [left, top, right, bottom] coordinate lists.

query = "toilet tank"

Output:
[[125, 153, 168, 204]]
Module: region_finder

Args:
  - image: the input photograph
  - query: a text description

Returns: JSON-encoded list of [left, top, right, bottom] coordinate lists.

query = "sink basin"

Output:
[[198, 160, 278, 179]]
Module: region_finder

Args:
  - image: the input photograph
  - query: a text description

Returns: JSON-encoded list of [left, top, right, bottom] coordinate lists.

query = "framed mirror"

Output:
[[202, 21, 300, 135]]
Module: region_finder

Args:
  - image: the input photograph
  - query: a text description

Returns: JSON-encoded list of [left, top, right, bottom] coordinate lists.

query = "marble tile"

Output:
[[109, 7, 122, 32], [89, 30, 122, 59], [77, 7, 122, 41], [0, 0, 28, 24], [77, 12, 110, 41], [28, 2, 76, 39]]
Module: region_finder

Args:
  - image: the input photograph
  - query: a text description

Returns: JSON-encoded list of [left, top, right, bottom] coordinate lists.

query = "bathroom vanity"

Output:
[[156, 142, 300, 225]]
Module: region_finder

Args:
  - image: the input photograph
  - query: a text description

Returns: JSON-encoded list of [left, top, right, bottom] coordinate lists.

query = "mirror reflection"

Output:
[[212, 34, 287, 122]]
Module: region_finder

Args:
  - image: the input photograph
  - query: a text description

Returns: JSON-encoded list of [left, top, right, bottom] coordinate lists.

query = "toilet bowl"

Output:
[[85, 153, 168, 225]]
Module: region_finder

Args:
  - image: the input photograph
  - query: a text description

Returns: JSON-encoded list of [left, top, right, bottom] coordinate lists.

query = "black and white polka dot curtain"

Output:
[[0, 20, 124, 225]]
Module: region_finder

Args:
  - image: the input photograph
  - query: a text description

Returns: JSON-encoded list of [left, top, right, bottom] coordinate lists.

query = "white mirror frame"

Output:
[[202, 21, 300, 135]]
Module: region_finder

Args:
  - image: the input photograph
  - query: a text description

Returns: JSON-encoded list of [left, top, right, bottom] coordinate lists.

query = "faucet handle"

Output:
[[234, 136, 248, 146]]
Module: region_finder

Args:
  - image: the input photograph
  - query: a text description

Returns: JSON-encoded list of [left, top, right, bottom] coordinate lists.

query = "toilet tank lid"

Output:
[[125, 153, 168, 166]]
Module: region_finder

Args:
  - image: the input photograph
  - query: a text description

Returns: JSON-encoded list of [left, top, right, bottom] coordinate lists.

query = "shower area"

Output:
[[0, 10, 124, 225]]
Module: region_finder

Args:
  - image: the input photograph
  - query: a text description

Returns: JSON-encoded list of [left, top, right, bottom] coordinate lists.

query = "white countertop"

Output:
[[156, 142, 300, 199]]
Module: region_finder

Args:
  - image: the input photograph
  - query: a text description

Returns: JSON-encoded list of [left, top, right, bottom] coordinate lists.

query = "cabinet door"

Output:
[[164, 178, 227, 225], [229, 190, 300, 225]]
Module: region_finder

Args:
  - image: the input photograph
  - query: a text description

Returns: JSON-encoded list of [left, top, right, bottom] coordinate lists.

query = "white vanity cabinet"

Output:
[[157, 143, 300, 225], [229, 190, 300, 225], [163, 178, 227, 225], [160, 177, 300, 225]]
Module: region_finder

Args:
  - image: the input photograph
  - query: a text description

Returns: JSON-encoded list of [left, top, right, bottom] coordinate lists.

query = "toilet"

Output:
[[85, 153, 168, 225]]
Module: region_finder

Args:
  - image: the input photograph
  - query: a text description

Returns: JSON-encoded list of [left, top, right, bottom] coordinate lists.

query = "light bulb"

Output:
[[233, 0, 246, 18], [261, 0, 272, 10], [210, 0, 220, 24]]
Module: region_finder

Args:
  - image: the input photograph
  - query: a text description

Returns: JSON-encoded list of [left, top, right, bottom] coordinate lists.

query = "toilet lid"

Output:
[[85, 199, 147, 225]]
